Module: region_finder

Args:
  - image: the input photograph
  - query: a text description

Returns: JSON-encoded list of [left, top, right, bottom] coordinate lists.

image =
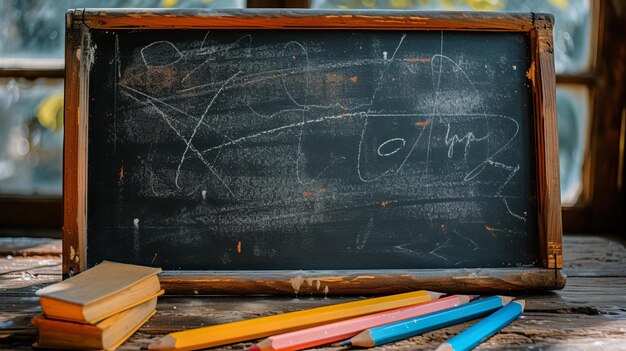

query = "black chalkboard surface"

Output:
[[65, 9, 564, 293]]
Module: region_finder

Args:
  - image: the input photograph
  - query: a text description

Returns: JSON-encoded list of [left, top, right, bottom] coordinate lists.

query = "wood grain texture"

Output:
[[539, 54, 563, 269], [538, 17, 563, 270], [76, 22, 89, 275], [0, 235, 623, 350], [531, 14, 562, 269], [158, 268, 565, 295], [62, 10, 81, 279], [78, 9, 538, 31], [0, 237, 61, 257], [562, 235, 626, 277]]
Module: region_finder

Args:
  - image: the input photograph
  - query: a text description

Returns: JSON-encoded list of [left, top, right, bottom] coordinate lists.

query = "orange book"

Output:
[[33, 295, 159, 350], [36, 261, 162, 324]]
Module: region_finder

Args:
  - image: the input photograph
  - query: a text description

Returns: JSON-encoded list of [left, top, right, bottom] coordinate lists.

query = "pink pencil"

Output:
[[247, 295, 474, 351]]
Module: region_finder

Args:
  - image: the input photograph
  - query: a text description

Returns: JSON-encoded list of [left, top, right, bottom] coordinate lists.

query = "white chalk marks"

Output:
[[86, 28, 550, 273], [141, 41, 183, 67], [118, 31, 530, 255], [377, 138, 406, 157], [444, 123, 489, 159], [174, 71, 242, 191], [355, 217, 374, 250]]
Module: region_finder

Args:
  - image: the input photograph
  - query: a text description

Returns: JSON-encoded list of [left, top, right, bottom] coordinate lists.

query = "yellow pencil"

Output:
[[145, 290, 442, 351]]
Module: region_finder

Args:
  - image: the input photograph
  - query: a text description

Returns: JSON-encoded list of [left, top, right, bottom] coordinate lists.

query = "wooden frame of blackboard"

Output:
[[63, 9, 564, 294]]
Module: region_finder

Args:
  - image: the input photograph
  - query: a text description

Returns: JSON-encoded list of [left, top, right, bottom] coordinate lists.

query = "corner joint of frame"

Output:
[[533, 13, 554, 54]]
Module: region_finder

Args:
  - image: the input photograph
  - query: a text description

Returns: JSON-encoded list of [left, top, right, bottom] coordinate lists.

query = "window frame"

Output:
[[561, 0, 626, 234]]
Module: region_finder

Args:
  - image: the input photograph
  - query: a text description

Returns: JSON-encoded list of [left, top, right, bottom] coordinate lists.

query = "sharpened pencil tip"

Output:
[[247, 345, 261, 351], [427, 291, 445, 299], [469, 294, 480, 300], [499, 295, 515, 305], [458, 295, 471, 304]]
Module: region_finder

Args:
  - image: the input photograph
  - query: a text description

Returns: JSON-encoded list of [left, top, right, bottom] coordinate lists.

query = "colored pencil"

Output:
[[248, 295, 475, 351], [343, 295, 514, 348], [145, 290, 442, 351], [435, 300, 525, 351]]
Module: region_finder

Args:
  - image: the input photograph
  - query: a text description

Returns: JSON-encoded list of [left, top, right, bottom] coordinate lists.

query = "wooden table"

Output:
[[1, 235, 624, 350]]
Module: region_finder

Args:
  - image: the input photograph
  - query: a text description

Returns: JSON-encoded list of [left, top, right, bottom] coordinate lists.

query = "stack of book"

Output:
[[33, 261, 163, 350]]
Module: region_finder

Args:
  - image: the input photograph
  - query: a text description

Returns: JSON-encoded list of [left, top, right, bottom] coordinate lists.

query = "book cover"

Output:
[[36, 261, 162, 323]]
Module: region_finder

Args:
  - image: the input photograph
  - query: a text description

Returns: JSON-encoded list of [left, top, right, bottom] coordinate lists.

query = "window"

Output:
[[0, 78, 63, 195]]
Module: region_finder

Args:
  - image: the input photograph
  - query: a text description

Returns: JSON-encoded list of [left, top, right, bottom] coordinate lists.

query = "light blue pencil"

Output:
[[343, 296, 514, 348], [435, 300, 525, 351]]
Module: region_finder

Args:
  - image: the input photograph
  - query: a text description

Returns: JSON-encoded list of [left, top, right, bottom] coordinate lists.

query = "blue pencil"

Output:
[[435, 300, 525, 351], [343, 296, 514, 348]]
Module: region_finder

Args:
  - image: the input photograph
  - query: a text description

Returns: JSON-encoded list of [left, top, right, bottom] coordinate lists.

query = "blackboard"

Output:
[[64, 10, 564, 293]]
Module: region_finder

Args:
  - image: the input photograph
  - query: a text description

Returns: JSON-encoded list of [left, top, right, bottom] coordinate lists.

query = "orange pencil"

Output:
[[145, 290, 442, 351], [248, 295, 474, 351]]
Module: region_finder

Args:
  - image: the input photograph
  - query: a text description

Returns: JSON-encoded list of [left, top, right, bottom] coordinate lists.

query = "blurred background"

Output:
[[0, 0, 624, 236]]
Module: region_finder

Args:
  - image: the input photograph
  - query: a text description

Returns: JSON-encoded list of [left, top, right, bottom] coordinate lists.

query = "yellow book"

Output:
[[36, 261, 162, 324], [147, 290, 442, 351], [33, 294, 159, 350]]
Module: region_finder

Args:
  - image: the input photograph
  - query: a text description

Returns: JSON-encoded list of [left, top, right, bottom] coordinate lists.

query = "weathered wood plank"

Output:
[[0, 257, 61, 277], [0, 235, 624, 350], [0, 274, 59, 291], [1, 279, 625, 350], [532, 13, 562, 270], [0, 238, 61, 257], [562, 235, 626, 277], [2, 276, 624, 322], [525, 277, 626, 315], [63, 10, 86, 278], [159, 267, 566, 295], [4, 301, 624, 350], [79, 9, 538, 31]]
